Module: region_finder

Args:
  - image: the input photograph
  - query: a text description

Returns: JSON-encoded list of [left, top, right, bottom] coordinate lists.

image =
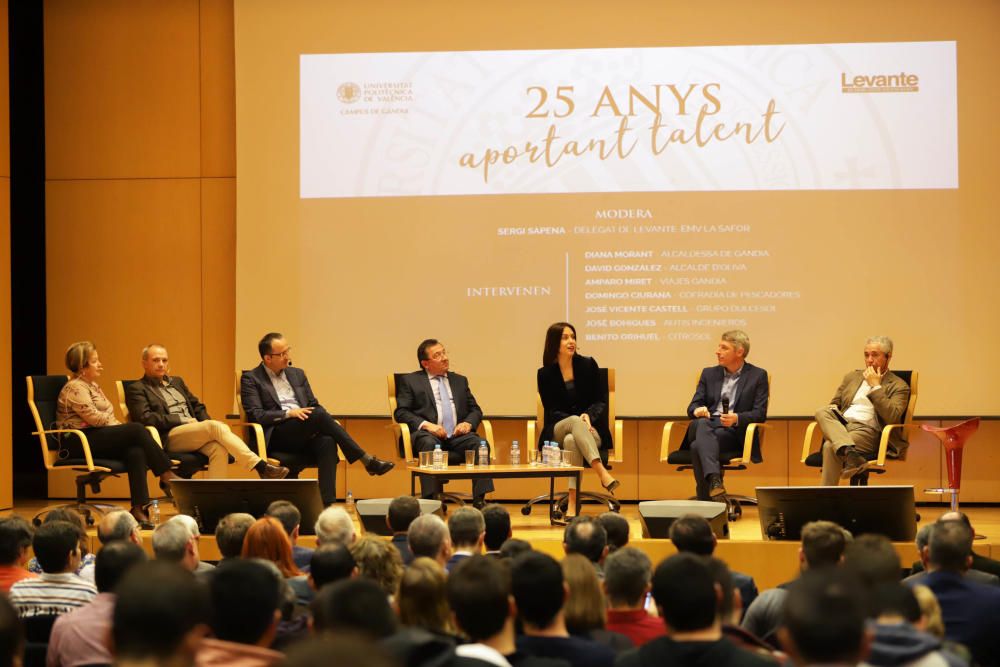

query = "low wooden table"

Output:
[[409, 463, 584, 524]]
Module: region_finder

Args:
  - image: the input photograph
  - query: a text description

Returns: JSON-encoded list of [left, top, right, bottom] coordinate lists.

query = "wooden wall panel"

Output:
[[199, 0, 236, 177], [0, 0, 8, 178], [200, 177, 236, 416], [0, 178, 10, 509], [44, 0, 201, 179]]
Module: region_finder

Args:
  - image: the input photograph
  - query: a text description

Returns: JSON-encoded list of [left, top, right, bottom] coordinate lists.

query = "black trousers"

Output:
[[269, 407, 366, 505], [687, 418, 742, 500], [412, 431, 494, 499], [66, 423, 172, 506]]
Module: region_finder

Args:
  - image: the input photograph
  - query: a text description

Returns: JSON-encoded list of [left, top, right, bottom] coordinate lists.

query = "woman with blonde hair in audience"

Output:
[[395, 557, 458, 640], [561, 554, 633, 653], [242, 517, 302, 578], [55, 341, 178, 527], [349, 535, 404, 599]]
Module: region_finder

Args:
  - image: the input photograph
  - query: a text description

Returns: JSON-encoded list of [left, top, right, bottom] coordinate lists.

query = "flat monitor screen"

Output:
[[756, 485, 917, 542], [168, 479, 325, 535]]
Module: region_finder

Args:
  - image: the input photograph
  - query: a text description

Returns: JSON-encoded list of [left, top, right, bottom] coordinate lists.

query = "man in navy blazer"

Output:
[[393, 339, 493, 504], [240, 332, 394, 506], [683, 330, 769, 500]]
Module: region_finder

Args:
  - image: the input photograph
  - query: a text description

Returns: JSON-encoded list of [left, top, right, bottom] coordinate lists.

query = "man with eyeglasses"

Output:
[[394, 339, 493, 507], [241, 332, 394, 505]]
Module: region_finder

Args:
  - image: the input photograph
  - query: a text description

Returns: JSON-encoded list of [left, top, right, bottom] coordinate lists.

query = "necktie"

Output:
[[438, 376, 456, 436]]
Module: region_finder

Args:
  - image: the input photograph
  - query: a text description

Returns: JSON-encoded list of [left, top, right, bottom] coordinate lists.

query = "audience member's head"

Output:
[[242, 517, 302, 578], [41, 508, 89, 556], [386, 496, 421, 534], [870, 582, 922, 624], [209, 558, 283, 647], [94, 541, 147, 595], [314, 507, 355, 548], [499, 538, 532, 560], [0, 516, 33, 568], [215, 512, 255, 560], [844, 533, 901, 588], [280, 635, 396, 667], [312, 577, 397, 639], [446, 556, 512, 642], [32, 521, 81, 574], [779, 569, 869, 666], [396, 557, 455, 635], [0, 596, 22, 667], [349, 535, 404, 597], [266, 500, 303, 542], [703, 556, 738, 626], [112, 561, 211, 663], [914, 523, 933, 554], [800, 520, 850, 569], [448, 507, 485, 553], [561, 553, 607, 634], [152, 520, 198, 571], [482, 504, 512, 552], [669, 514, 716, 555], [911, 585, 945, 639], [309, 545, 357, 590], [407, 514, 452, 565], [938, 510, 973, 530], [563, 516, 608, 564], [651, 553, 718, 634], [511, 551, 566, 631], [926, 520, 973, 573], [603, 546, 651, 609], [597, 512, 629, 553], [96, 510, 141, 546], [169, 513, 201, 539]]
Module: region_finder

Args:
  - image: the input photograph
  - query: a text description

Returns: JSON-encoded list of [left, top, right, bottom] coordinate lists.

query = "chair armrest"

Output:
[[145, 426, 163, 448], [610, 419, 624, 464], [660, 420, 690, 462], [479, 420, 495, 460], [387, 422, 414, 462], [33, 428, 95, 470], [874, 423, 917, 466], [734, 422, 770, 465], [801, 421, 822, 463]]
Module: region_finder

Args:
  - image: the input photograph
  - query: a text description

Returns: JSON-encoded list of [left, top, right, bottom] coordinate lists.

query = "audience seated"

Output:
[[904, 520, 1000, 665], [669, 514, 758, 615], [387, 496, 421, 565], [562, 517, 608, 577], [861, 582, 968, 667], [241, 517, 303, 579], [910, 585, 971, 664], [482, 504, 511, 558], [560, 554, 632, 652], [603, 547, 664, 647], [9, 521, 96, 618], [0, 595, 23, 667], [447, 556, 570, 667], [447, 507, 485, 571], [778, 569, 869, 667], [596, 512, 629, 554], [47, 541, 147, 667], [499, 539, 532, 560], [279, 635, 396, 667], [167, 515, 216, 575], [741, 520, 850, 645], [152, 520, 206, 576], [703, 557, 788, 663], [0, 516, 35, 593], [26, 510, 95, 577], [78, 510, 142, 584], [196, 559, 284, 667], [906, 522, 998, 587], [214, 512, 256, 564], [844, 533, 903, 588], [307, 545, 357, 591], [111, 561, 211, 667], [909, 512, 1000, 580], [617, 553, 774, 667], [408, 514, 452, 567], [266, 500, 313, 573], [396, 557, 459, 641], [511, 550, 616, 667], [349, 536, 404, 598], [313, 507, 355, 548], [312, 577, 397, 640]]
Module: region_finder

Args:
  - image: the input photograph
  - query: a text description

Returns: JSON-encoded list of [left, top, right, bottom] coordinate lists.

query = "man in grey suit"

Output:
[[240, 332, 394, 506], [393, 339, 493, 506], [815, 336, 910, 485]]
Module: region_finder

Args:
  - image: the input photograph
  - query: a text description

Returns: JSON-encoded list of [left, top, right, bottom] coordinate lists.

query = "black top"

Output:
[[516, 635, 616, 667], [536, 354, 612, 456]]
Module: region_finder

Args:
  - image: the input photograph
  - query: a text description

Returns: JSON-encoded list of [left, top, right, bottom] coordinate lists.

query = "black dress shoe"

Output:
[[258, 463, 290, 479], [158, 480, 173, 499], [841, 448, 868, 479], [364, 457, 395, 476], [472, 496, 487, 510], [708, 473, 727, 498]]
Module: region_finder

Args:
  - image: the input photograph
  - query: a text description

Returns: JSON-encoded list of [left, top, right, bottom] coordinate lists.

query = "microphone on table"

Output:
[[721, 397, 730, 414]]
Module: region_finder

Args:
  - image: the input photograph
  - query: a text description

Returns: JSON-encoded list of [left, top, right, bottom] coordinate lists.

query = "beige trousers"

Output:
[[167, 419, 261, 479], [554, 416, 602, 490], [815, 407, 880, 486]]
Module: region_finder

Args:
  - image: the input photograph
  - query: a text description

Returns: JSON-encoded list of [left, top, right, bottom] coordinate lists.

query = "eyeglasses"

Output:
[[268, 348, 292, 358]]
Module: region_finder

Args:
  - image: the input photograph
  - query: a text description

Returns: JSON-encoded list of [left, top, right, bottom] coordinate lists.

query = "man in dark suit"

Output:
[[240, 332, 394, 506], [393, 339, 493, 504], [126, 344, 288, 480], [815, 336, 909, 485], [683, 330, 769, 500]]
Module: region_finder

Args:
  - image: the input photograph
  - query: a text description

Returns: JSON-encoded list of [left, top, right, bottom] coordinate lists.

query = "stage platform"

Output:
[[6, 499, 1000, 590]]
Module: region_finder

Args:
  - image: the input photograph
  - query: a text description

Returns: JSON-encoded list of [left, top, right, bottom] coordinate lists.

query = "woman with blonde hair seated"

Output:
[[349, 536, 404, 599], [396, 557, 458, 640], [56, 341, 177, 527], [561, 554, 633, 653]]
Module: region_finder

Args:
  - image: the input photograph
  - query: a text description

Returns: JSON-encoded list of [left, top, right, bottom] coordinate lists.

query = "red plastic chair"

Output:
[[922, 417, 980, 511]]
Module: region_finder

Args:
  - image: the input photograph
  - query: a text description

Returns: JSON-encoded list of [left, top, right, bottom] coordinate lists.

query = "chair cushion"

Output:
[[54, 458, 128, 474], [805, 452, 822, 468], [269, 450, 317, 471], [667, 450, 692, 465]]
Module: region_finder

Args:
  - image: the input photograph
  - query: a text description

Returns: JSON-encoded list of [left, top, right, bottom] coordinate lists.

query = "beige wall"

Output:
[[0, 0, 11, 509]]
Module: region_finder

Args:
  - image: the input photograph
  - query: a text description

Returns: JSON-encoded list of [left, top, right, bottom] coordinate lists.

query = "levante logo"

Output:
[[841, 71, 919, 93]]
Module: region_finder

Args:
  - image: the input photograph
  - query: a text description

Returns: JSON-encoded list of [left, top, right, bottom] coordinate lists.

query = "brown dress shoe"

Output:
[[258, 463, 290, 479]]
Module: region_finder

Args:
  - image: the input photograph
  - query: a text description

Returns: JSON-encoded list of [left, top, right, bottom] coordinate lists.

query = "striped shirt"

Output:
[[8, 572, 97, 618]]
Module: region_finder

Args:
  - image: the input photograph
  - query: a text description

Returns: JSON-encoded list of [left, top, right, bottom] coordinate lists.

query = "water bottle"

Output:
[[510, 440, 520, 466], [478, 440, 489, 466], [346, 490, 355, 515], [542, 441, 551, 466], [148, 500, 160, 526], [551, 442, 562, 467], [432, 443, 444, 470]]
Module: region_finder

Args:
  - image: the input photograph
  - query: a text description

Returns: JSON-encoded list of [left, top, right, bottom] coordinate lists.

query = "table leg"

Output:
[[410, 472, 416, 497], [574, 471, 581, 516], [548, 476, 555, 524]]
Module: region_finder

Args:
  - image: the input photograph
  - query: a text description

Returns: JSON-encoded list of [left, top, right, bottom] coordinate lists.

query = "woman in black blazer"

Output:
[[537, 322, 619, 514]]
